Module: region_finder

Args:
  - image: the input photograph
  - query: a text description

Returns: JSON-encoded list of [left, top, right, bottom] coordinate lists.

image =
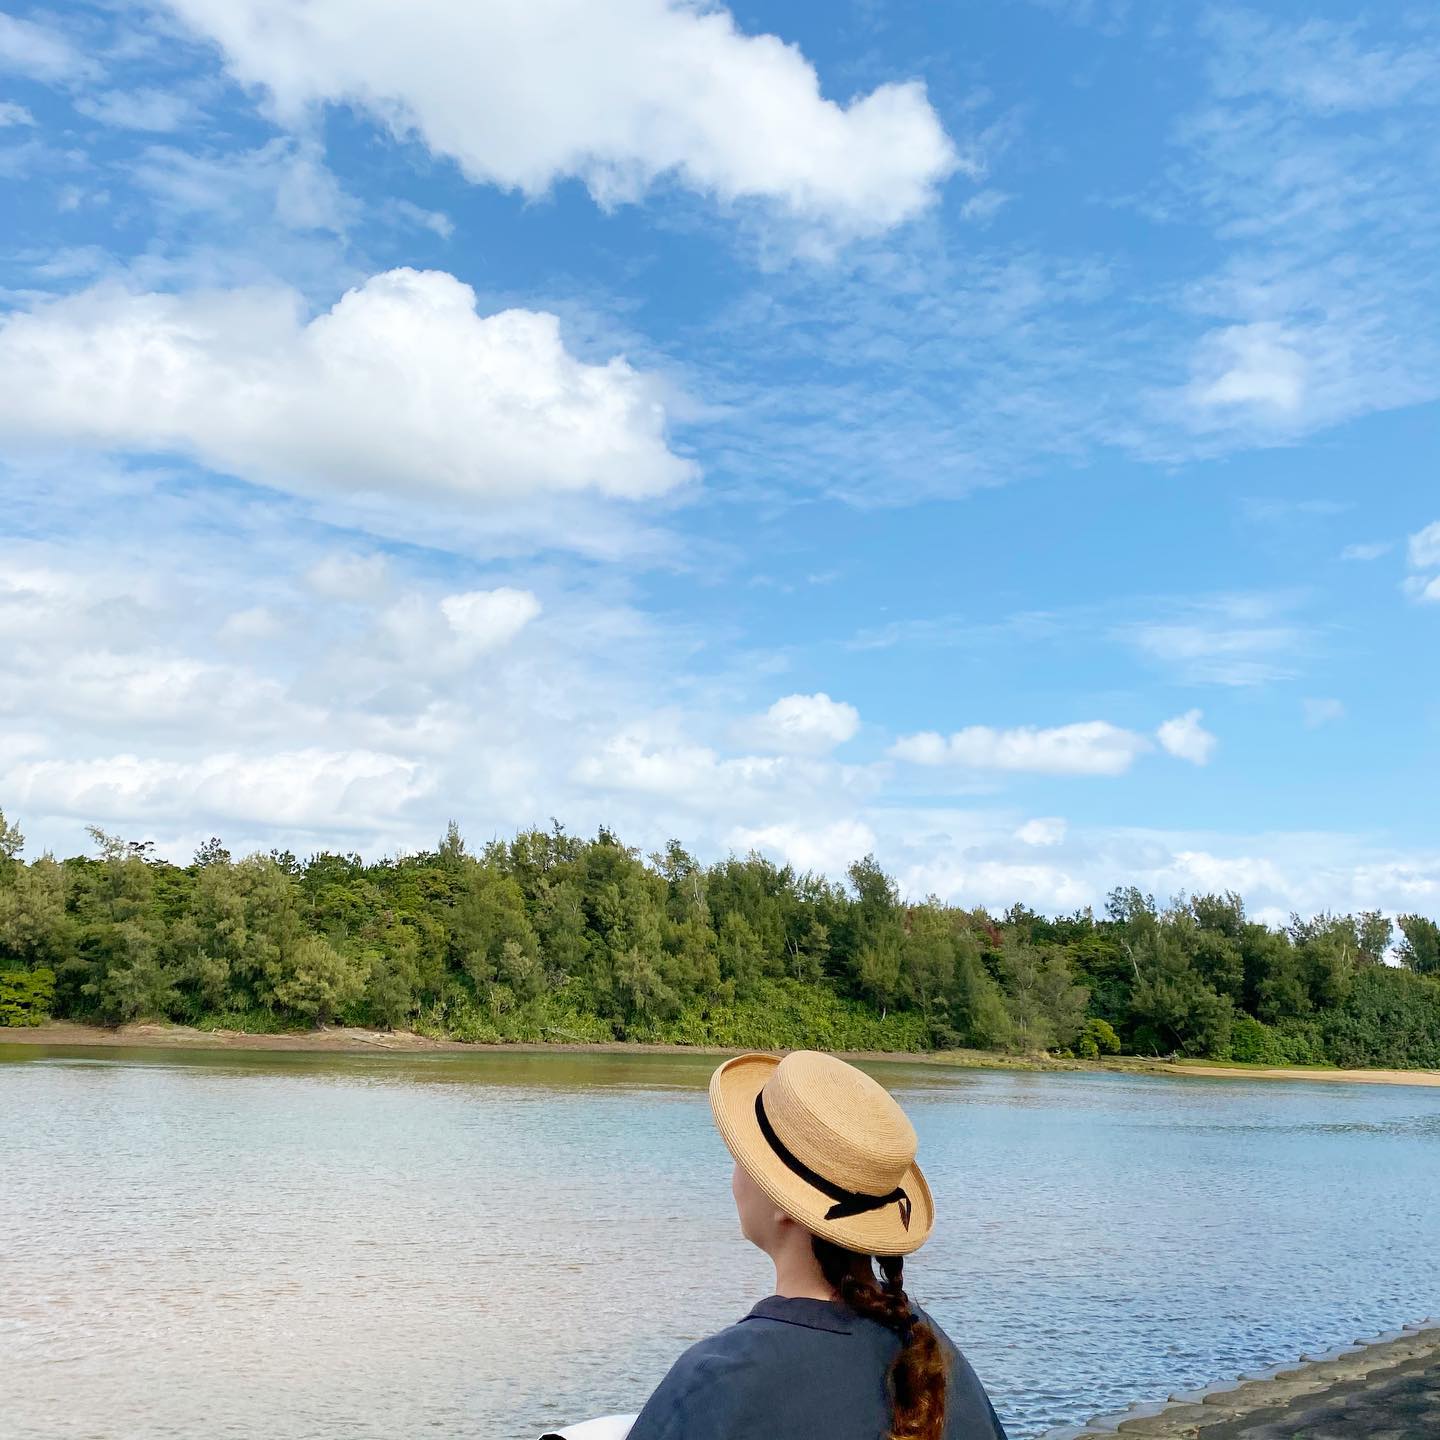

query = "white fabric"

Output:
[[538, 1415, 637, 1440]]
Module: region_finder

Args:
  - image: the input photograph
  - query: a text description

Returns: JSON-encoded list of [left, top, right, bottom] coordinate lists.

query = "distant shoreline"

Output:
[[7, 1020, 1440, 1087]]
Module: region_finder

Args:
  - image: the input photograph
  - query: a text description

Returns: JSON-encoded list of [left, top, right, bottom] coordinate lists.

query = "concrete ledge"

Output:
[[1043, 1319, 1440, 1440]]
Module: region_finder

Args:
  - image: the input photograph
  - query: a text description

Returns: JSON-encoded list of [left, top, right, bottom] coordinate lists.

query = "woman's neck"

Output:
[[770, 1239, 839, 1301]]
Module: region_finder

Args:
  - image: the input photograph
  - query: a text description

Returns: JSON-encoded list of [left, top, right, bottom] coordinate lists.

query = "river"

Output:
[[3, 1044, 1438, 1439]]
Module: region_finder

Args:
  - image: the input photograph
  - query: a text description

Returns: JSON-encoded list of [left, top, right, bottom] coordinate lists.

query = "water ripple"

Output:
[[2, 1047, 1438, 1439]]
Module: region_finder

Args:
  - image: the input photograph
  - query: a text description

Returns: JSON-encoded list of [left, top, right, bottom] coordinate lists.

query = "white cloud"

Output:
[[0, 268, 696, 514], [1404, 522, 1440, 603], [1185, 321, 1306, 417], [305, 553, 390, 602], [6, 529, 1440, 924], [1155, 709, 1217, 766], [0, 555, 171, 655], [573, 729, 784, 798], [0, 100, 35, 126], [1015, 817, 1066, 847], [439, 588, 542, 654], [5, 508, 1435, 925], [749, 692, 859, 753], [0, 729, 48, 770], [0, 12, 93, 82], [1302, 697, 1345, 729], [374, 588, 541, 671], [161, 0, 955, 240], [3, 650, 304, 734], [1408, 521, 1440, 570], [886, 807, 1440, 919], [890, 721, 1151, 776], [1341, 541, 1391, 562], [1164, 848, 1294, 903], [899, 849, 1095, 914], [76, 88, 197, 133], [3, 749, 428, 828], [219, 606, 283, 643], [969, 864, 1096, 912], [730, 818, 877, 876]]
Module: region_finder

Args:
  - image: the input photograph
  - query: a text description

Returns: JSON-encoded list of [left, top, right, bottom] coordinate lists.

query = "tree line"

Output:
[[2, 808, 1439, 1067]]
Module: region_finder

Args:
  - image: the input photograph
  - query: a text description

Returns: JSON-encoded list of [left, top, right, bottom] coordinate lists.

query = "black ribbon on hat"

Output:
[[754, 1092, 912, 1230]]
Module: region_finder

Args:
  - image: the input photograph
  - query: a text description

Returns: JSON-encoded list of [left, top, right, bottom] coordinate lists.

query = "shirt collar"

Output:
[[743, 1296, 855, 1334]]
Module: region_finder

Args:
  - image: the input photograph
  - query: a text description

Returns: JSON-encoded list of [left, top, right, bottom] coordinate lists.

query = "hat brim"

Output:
[[708, 1052, 934, 1258]]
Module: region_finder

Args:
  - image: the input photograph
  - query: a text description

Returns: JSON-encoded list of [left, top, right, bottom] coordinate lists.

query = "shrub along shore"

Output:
[[2, 810, 1440, 1070]]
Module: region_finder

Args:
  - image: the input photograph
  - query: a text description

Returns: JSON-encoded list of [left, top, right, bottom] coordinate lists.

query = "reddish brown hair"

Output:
[[812, 1236, 947, 1440]]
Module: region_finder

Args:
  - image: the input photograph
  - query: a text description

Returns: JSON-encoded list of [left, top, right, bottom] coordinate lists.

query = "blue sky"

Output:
[[1, 0, 1437, 922]]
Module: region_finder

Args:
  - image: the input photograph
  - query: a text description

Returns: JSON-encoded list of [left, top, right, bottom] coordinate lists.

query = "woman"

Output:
[[625, 1050, 1008, 1440]]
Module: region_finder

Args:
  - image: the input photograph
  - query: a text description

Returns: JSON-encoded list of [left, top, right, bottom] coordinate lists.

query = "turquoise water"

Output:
[[2, 1045, 1438, 1439]]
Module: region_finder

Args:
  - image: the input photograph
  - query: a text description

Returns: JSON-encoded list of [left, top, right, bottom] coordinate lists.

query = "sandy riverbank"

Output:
[[2, 1020, 1080, 1066], [6, 1020, 1440, 1087], [1157, 1060, 1440, 1087]]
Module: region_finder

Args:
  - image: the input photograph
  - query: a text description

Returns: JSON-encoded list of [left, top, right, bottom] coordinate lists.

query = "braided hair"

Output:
[[812, 1236, 948, 1440]]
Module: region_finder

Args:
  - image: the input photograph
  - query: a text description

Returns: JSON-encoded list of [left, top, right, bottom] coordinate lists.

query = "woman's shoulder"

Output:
[[623, 1320, 776, 1440], [656, 1313, 777, 1379], [670, 1328, 741, 1370]]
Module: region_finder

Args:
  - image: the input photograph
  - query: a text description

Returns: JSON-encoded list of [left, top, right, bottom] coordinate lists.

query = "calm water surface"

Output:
[[3, 1045, 1438, 1439]]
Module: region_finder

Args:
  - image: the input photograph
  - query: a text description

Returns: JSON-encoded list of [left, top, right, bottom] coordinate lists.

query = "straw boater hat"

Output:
[[709, 1050, 934, 1257]]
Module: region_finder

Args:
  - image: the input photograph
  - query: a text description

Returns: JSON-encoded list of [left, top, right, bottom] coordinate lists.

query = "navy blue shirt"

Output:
[[627, 1296, 1008, 1440]]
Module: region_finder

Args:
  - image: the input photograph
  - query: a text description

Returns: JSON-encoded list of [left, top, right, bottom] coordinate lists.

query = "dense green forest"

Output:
[[2, 807, 1439, 1066]]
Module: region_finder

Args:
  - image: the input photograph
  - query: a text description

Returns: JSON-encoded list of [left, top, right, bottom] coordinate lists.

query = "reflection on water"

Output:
[[3, 1044, 1438, 1439]]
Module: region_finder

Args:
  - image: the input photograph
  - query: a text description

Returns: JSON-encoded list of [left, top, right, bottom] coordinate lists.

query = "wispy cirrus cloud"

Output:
[[129, 139, 358, 236], [1302, 697, 1344, 729], [76, 86, 199, 132], [0, 11, 97, 82], [1204, 8, 1440, 114], [1241, 497, 1350, 525], [855, 590, 1314, 693], [1119, 592, 1308, 686], [1158, 8, 1440, 444], [847, 609, 1064, 652], [686, 10, 1440, 509]]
